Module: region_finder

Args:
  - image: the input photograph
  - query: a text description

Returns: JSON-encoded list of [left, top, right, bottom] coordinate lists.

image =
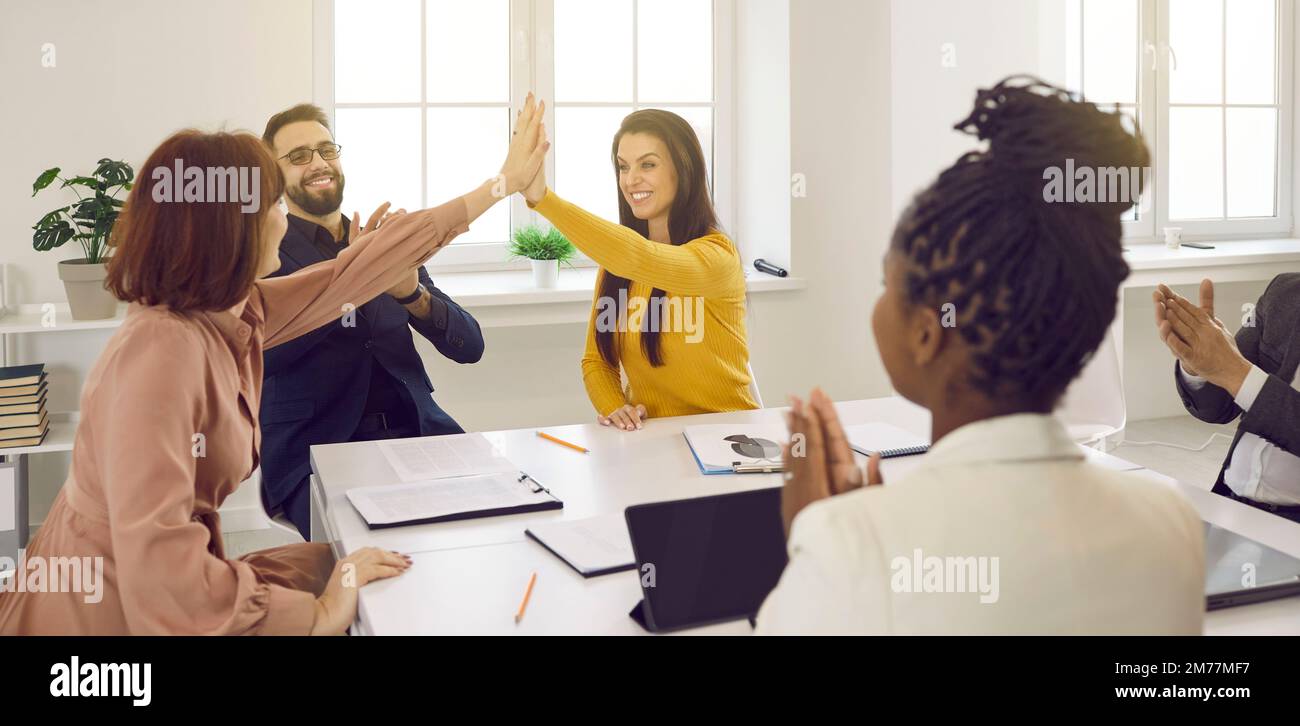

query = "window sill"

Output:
[[1122, 238, 1300, 288], [426, 267, 806, 328]]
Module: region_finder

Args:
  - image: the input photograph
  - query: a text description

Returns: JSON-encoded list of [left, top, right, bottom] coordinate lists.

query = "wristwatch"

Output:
[[392, 284, 424, 305]]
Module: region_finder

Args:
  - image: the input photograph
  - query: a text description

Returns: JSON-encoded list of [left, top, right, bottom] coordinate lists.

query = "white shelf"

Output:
[[0, 418, 76, 456], [0, 303, 126, 335]]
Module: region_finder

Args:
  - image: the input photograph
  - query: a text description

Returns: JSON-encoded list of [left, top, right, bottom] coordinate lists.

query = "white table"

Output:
[[309, 397, 1300, 636]]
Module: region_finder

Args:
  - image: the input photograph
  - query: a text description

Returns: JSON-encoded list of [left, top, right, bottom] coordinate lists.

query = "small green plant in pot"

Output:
[[508, 225, 576, 289], [31, 158, 134, 320]]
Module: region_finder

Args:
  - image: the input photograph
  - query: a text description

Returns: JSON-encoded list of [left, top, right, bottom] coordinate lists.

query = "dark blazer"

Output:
[[1175, 273, 1300, 493], [259, 217, 485, 510]]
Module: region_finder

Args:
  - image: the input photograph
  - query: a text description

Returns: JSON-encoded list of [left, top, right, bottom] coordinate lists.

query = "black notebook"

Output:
[[0, 364, 45, 389], [345, 471, 563, 529]]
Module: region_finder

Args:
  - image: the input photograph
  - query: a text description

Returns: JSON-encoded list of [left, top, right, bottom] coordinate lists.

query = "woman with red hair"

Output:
[[0, 98, 548, 635]]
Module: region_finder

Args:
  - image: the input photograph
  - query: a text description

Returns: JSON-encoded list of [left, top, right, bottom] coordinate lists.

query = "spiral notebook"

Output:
[[844, 423, 930, 459]]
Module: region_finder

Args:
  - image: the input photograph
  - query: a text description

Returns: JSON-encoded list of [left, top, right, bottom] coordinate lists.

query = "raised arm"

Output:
[[255, 197, 471, 349], [529, 189, 744, 298]]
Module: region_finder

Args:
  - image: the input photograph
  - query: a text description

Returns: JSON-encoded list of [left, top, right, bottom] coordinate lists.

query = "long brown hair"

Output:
[[596, 109, 720, 367], [106, 130, 284, 312]]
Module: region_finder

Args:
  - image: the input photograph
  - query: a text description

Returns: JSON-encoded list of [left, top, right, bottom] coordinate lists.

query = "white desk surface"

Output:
[[310, 397, 1300, 636]]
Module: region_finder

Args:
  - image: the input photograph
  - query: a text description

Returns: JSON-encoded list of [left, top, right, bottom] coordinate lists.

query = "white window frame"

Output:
[[1069, 0, 1293, 242], [312, 0, 735, 271]]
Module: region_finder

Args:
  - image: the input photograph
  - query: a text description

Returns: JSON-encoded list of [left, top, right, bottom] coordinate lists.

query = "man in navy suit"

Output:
[[1157, 276, 1300, 522], [260, 104, 485, 538]]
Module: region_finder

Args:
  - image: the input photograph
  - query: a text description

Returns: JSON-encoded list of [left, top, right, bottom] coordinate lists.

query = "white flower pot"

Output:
[[531, 259, 559, 289], [58, 259, 117, 320]]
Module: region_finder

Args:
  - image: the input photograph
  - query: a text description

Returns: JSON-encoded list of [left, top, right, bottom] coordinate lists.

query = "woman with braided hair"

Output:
[[757, 76, 1205, 635]]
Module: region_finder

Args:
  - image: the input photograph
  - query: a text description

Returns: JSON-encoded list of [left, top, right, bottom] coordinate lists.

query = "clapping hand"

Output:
[[1152, 279, 1252, 396], [781, 388, 881, 537]]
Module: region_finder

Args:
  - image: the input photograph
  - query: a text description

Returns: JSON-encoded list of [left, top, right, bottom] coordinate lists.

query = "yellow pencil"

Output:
[[515, 572, 538, 623], [536, 430, 589, 454]]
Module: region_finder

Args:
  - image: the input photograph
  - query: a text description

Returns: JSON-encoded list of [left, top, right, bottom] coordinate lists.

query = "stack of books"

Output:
[[0, 364, 48, 450]]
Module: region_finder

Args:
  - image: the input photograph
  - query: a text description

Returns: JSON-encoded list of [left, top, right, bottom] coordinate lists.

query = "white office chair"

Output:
[[747, 361, 764, 408], [252, 468, 305, 539], [745, 305, 764, 409], [1056, 320, 1126, 450]]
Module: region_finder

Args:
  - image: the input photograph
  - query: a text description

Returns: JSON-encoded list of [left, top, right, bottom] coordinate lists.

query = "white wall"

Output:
[[2, 0, 315, 305], [890, 0, 1047, 219], [734, 0, 792, 270]]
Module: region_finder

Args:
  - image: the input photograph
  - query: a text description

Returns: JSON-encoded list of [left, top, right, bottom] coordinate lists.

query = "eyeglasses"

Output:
[[279, 143, 342, 166]]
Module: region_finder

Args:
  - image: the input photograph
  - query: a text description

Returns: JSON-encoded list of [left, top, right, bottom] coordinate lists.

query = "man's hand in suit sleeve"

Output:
[[1154, 280, 1254, 397], [403, 267, 484, 364]]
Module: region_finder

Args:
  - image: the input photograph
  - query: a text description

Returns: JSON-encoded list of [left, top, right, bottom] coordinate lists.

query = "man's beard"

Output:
[[287, 171, 346, 216]]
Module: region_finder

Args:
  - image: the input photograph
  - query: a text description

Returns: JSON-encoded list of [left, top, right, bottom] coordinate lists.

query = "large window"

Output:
[[1064, 0, 1292, 239], [317, 0, 729, 268]]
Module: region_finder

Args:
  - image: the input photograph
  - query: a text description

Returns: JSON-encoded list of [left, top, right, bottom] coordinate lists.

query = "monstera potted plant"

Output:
[[508, 225, 576, 289], [31, 159, 134, 320]]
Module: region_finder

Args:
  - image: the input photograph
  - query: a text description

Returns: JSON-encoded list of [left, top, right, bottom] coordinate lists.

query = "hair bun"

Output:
[[954, 75, 1151, 216]]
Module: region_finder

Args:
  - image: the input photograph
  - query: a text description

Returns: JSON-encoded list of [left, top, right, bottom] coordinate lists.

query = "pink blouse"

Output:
[[0, 199, 468, 635]]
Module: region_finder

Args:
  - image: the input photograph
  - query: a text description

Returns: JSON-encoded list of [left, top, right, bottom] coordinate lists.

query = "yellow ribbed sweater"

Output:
[[531, 189, 758, 418]]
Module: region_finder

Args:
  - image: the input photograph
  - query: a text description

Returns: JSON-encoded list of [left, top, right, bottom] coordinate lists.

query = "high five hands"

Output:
[[1152, 278, 1253, 397], [499, 93, 551, 200]]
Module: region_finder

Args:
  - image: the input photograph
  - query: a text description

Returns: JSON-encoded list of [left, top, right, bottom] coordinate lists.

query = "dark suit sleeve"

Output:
[[406, 266, 485, 364], [1230, 276, 1300, 455], [1238, 373, 1300, 456], [1174, 360, 1242, 424], [262, 257, 339, 377]]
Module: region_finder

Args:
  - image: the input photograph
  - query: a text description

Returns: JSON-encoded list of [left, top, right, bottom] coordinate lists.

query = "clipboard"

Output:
[[346, 472, 563, 529], [682, 424, 787, 475]]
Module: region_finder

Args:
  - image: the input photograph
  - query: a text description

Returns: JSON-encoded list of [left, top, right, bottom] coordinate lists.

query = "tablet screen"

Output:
[[625, 487, 789, 632]]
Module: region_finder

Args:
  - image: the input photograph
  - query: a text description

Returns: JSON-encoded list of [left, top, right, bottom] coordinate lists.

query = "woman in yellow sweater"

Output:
[[523, 109, 757, 429]]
